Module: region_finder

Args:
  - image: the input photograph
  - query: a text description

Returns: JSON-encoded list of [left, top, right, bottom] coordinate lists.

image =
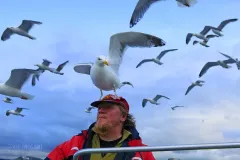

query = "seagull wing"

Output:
[[199, 61, 219, 77], [18, 20, 42, 32], [223, 58, 236, 64], [73, 63, 93, 75], [16, 107, 29, 113], [219, 52, 235, 61], [192, 40, 199, 45], [185, 84, 195, 95], [6, 97, 11, 101], [186, 33, 193, 44], [156, 49, 178, 60], [4, 69, 37, 90], [129, 0, 161, 28], [153, 94, 170, 101], [196, 80, 205, 83], [42, 59, 52, 66], [206, 34, 219, 39], [108, 31, 166, 74], [56, 60, 69, 72], [136, 59, 154, 68], [217, 18, 238, 31], [1, 28, 14, 41], [199, 26, 219, 35], [142, 99, 148, 108]]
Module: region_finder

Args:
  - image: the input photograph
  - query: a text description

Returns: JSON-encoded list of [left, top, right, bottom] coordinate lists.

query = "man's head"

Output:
[[90, 94, 134, 136]]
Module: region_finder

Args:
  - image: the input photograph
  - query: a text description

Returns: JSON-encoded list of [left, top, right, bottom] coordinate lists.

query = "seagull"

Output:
[[219, 52, 240, 70], [176, 0, 197, 7], [199, 59, 235, 77], [142, 94, 170, 108], [129, 0, 197, 28], [185, 80, 205, 95], [171, 106, 184, 110], [1, 20, 42, 41], [210, 18, 238, 37], [73, 31, 166, 99], [186, 26, 220, 44], [2, 97, 13, 104], [6, 107, 29, 117], [136, 49, 178, 68], [85, 106, 95, 113], [193, 34, 219, 47], [0, 69, 37, 100], [49, 60, 69, 75]]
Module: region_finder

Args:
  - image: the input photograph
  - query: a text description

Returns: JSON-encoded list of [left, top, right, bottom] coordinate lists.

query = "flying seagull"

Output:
[[199, 59, 235, 77], [193, 34, 219, 47], [186, 26, 220, 44], [85, 106, 95, 113], [171, 106, 184, 110], [136, 49, 178, 68], [176, 0, 197, 7], [129, 0, 197, 28], [142, 94, 170, 108], [219, 52, 240, 70], [73, 31, 166, 99], [49, 60, 69, 75], [1, 20, 42, 41], [2, 97, 13, 104], [185, 80, 205, 95], [0, 69, 37, 100], [6, 107, 29, 117], [210, 18, 238, 37]]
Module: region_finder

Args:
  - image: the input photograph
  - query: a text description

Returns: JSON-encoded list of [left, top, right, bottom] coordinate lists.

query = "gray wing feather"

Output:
[[186, 33, 193, 44], [199, 61, 219, 77], [108, 31, 166, 74], [217, 18, 238, 30], [136, 59, 153, 68], [4, 69, 37, 90], [223, 58, 236, 64], [199, 26, 220, 35], [56, 60, 69, 72], [129, 0, 161, 28], [206, 34, 219, 39], [153, 94, 170, 101], [16, 107, 29, 112], [192, 40, 199, 45], [156, 49, 178, 60], [142, 99, 148, 108], [18, 20, 42, 32], [185, 84, 195, 95], [219, 52, 235, 61], [1, 28, 14, 41], [73, 63, 93, 75]]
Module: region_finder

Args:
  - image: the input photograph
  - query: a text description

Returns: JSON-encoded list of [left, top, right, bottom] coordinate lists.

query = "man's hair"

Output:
[[119, 105, 136, 127]]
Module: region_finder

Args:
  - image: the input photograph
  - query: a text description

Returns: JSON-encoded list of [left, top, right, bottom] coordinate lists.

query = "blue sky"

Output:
[[0, 0, 240, 159]]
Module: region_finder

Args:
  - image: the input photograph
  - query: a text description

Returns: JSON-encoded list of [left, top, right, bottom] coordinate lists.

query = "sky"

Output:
[[0, 0, 240, 159]]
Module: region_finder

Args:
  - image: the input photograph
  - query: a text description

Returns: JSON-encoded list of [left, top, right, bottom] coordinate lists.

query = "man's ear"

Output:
[[120, 113, 127, 122]]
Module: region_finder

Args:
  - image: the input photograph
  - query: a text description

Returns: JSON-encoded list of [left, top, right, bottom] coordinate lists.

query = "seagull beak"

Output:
[[103, 60, 109, 66]]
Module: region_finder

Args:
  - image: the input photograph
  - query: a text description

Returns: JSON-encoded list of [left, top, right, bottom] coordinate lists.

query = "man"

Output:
[[44, 94, 155, 160]]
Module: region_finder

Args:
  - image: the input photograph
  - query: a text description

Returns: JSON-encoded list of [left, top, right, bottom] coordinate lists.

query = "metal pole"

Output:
[[73, 142, 240, 160]]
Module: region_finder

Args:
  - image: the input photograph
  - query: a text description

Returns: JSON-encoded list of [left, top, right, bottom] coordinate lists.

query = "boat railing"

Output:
[[73, 142, 240, 160]]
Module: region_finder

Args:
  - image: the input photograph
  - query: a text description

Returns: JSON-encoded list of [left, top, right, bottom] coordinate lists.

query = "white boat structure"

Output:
[[73, 142, 240, 160]]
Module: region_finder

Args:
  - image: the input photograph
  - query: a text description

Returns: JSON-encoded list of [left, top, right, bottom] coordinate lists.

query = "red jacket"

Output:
[[44, 123, 155, 160]]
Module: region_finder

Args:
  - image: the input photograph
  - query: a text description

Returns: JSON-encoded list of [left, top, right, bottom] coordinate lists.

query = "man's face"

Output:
[[95, 102, 126, 129]]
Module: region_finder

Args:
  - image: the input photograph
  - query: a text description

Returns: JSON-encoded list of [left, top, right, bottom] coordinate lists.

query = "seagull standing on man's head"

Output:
[[74, 31, 166, 99]]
